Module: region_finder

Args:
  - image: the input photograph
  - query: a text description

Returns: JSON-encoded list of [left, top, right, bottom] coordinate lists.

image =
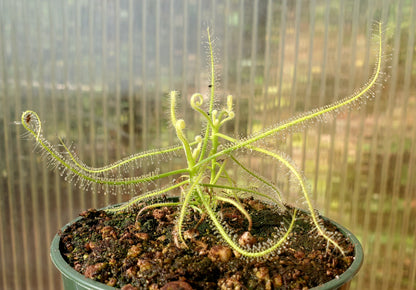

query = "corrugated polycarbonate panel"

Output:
[[0, 0, 415, 289]]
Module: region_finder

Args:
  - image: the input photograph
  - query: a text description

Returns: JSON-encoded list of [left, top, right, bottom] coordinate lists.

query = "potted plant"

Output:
[[22, 24, 383, 289]]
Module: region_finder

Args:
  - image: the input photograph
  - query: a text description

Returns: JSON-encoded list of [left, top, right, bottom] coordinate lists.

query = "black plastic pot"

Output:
[[51, 207, 363, 290]]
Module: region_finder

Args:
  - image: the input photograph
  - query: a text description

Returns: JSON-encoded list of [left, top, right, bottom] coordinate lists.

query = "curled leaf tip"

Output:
[[176, 119, 186, 130]]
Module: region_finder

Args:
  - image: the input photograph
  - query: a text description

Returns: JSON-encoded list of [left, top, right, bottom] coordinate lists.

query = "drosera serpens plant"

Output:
[[22, 23, 384, 260]]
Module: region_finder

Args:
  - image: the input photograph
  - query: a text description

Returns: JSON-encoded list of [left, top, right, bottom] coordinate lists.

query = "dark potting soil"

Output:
[[59, 197, 355, 289]]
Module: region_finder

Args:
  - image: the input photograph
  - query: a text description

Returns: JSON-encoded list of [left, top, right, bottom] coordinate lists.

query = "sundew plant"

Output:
[[22, 24, 384, 259]]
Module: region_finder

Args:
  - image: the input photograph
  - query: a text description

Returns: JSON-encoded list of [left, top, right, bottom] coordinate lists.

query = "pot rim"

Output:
[[50, 203, 363, 290]]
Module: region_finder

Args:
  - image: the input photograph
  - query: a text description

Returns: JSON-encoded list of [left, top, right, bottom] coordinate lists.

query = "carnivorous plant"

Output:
[[21, 24, 384, 259]]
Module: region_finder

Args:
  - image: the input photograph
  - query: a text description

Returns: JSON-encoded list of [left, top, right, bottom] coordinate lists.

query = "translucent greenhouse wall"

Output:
[[0, 0, 415, 289]]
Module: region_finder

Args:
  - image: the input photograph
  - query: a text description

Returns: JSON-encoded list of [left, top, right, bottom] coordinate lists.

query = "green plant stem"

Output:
[[22, 110, 190, 186], [200, 183, 279, 205], [136, 201, 182, 216], [170, 93, 195, 170], [198, 185, 298, 258], [214, 195, 253, 231], [195, 21, 382, 171], [248, 145, 345, 255], [198, 27, 216, 163], [229, 154, 282, 201], [174, 121, 195, 170], [214, 133, 345, 254], [212, 159, 227, 184], [209, 126, 220, 182], [106, 180, 189, 212], [59, 136, 197, 174], [176, 171, 206, 246]]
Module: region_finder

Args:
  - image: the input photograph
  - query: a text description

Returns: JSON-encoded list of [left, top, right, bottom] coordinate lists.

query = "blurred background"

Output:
[[0, 0, 415, 289]]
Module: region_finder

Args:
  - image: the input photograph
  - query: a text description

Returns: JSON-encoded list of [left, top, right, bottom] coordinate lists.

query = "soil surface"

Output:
[[59, 197, 355, 289]]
